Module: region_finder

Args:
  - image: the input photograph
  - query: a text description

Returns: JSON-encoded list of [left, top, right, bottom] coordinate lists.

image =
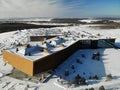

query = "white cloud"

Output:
[[0, 0, 90, 18], [0, 0, 63, 18]]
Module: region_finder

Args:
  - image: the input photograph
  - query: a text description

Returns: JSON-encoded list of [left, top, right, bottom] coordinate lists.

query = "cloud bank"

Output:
[[0, 0, 63, 18], [0, 0, 120, 18]]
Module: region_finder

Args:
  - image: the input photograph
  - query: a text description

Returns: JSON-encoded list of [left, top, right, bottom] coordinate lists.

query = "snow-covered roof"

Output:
[[7, 36, 78, 61], [6, 29, 115, 62], [7, 31, 115, 61]]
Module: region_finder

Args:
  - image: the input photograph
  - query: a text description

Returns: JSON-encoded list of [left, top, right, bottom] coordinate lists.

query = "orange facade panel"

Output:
[[2, 50, 34, 76]]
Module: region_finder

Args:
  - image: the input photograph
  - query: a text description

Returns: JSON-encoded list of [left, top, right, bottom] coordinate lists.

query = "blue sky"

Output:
[[0, 0, 120, 18], [58, 0, 120, 17]]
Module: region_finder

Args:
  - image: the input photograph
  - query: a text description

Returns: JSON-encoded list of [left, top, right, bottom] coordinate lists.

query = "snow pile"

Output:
[[79, 19, 100, 23], [0, 58, 13, 75]]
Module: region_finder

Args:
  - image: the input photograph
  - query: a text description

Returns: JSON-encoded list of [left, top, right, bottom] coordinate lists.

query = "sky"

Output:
[[0, 0, 120, 18]]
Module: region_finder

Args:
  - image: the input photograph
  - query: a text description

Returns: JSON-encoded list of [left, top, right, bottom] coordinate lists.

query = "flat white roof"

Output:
[[8, 36, 79, 62], [7, 31, 115, 62]]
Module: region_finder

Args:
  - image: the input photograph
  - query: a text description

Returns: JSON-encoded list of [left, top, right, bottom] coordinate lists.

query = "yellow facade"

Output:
[[2, 50, 34, 76]]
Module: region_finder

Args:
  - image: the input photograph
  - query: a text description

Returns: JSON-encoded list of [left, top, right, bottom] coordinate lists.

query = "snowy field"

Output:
[[0, 24, 120, 90]]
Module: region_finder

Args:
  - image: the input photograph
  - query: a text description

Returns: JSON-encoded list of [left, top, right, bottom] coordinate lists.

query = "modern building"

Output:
[[2, 32, 116, 76]]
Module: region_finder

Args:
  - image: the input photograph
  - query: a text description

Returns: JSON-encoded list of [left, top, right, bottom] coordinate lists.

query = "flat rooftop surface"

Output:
[[7, 31, 115, 62], [8, 36, 79, 62]]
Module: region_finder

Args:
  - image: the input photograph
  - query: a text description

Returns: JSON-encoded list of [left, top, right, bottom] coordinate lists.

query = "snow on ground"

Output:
[[0, 24, 120, 90], [0, 58, 13, 75], [27, 22, 69, 26], [54, 48, 120, 90], [0, 18, 52, 22], [79, 19, 100, 23], [112, 20, 120, 23], [0, 76, 38, 90]]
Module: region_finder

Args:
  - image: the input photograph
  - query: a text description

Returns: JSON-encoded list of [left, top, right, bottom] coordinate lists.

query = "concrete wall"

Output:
[[30, 36, 56, 41], [91, 40, 98, 49], [100, 38, 115, 44], [33, 41, 80, 75], [79, 38, 116, 49], [2, 50, 34, 76], [98, 38, 116, 48]]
